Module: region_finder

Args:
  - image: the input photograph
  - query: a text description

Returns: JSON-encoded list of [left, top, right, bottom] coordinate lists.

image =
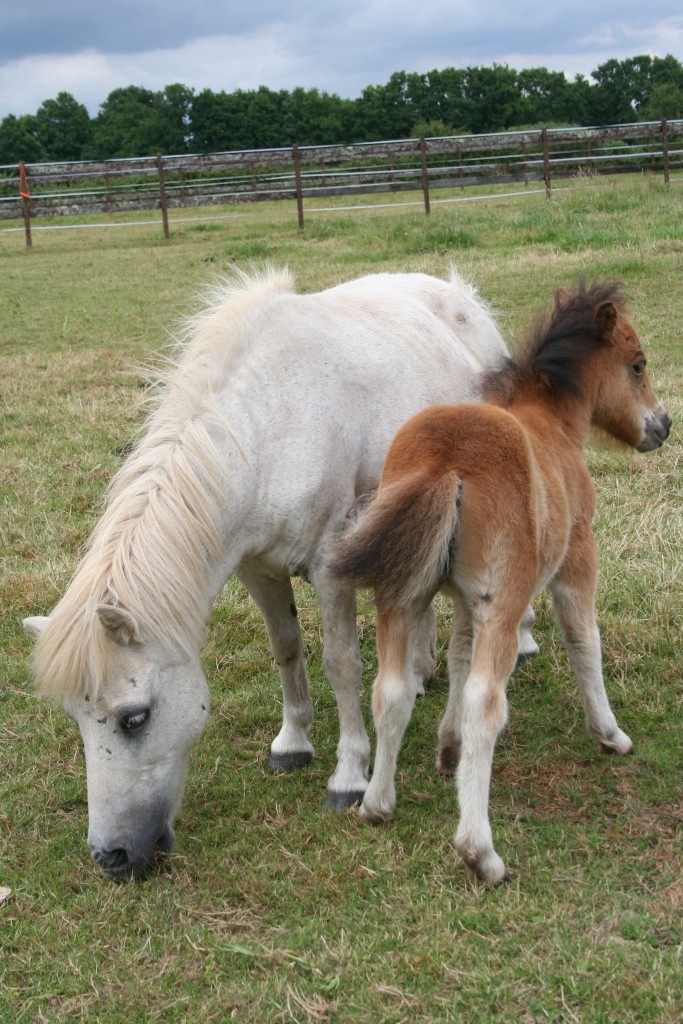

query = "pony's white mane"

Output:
[[32, 266, 295, 700]]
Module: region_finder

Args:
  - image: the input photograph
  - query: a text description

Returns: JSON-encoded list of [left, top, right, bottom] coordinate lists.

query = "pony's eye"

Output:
[[632, 360, 646, 376], [119, 708, 150, 733]]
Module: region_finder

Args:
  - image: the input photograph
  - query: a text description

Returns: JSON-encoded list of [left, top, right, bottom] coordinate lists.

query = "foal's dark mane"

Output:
[[484, 280, 626, 404]]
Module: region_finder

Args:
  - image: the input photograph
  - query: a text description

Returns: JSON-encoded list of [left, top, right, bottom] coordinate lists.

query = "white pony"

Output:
[[24, 266, 537, 878]]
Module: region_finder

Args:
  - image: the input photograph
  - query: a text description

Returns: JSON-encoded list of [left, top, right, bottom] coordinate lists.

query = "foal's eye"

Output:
[[632, 360, 646, 376], [119, 708, 150, 733]]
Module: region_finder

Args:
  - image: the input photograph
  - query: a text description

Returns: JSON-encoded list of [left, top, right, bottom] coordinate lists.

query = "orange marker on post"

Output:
[[19, 161, 31, 199], [19, 161, 32, 247]]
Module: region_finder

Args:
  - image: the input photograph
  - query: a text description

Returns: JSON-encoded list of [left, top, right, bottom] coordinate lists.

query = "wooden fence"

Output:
[[1, 119, 680, 247]]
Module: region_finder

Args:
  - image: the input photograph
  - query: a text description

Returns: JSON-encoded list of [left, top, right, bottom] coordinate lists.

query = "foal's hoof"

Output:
[[267, 751, 313, 771], [324, 789, 366, 810]]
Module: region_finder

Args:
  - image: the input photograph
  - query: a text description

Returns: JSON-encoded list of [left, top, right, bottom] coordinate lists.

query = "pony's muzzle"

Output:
[[89, 823, 175, 880]]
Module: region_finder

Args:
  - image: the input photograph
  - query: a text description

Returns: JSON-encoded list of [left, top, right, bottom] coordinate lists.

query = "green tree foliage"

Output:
[[3, 54, 682, 163], [587, 54, 683, 124], [33, 92, 92, 161], [639, 82, 683, 121], [0, 114, 45, 164], [87, 84, 194, 158]]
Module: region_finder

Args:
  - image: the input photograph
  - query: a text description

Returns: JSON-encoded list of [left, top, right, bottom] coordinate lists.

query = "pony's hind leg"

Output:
[[360, 602, 424, 823], [236, 569, 314, 770], [436, 592, 472, 775], [314, 569, 370, 808], [454, 611, 520, 884]]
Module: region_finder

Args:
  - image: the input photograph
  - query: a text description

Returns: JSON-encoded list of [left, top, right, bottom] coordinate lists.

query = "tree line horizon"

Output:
[[1, 54, 682, 166]]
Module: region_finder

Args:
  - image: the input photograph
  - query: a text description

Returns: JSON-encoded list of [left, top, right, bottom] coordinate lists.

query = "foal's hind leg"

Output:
[[454, 609, 521, 884], [236, 569, 314, 769], [550, 535, 632, 756], [360, 602, 425, 823]]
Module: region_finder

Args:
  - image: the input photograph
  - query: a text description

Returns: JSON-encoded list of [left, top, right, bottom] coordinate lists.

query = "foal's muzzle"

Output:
[[637, 408, 672, 452]]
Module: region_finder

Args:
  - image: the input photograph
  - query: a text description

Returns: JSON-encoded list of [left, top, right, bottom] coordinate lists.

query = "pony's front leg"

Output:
[[360, 604, 421, 824], [236, 569, 314, 769], [314, 571, 370, 807], [454, 617, 518, 884], [550, 543, 632, 755]]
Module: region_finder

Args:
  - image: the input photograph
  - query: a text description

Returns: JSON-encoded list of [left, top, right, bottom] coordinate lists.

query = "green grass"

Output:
[[1, 175, 682, 1023]]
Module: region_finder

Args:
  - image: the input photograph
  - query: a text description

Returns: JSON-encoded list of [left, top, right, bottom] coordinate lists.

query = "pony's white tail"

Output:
[[331, 470, 461, 607]]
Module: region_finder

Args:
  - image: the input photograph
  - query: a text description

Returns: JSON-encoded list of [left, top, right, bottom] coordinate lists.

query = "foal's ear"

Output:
[[96, 604, 142, 646], [595, 300, 617, 340], [552, 287, 571, 313]]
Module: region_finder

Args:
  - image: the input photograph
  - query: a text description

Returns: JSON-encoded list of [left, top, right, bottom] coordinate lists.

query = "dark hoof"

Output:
[[515, 651, 535, 670], [267, 751, 313, 771], [324, 790, 366, 810]]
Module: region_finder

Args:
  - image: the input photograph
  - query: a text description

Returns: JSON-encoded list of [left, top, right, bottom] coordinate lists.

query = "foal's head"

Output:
[[486, 281, 671, 452]]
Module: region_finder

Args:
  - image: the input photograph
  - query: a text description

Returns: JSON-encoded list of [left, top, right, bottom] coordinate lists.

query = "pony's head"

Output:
[[24, 605, 210, 879], [485, 280, 671, 451]]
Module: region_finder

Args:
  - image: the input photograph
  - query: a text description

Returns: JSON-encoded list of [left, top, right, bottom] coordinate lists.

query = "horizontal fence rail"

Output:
[[1, 120, 680, 246]]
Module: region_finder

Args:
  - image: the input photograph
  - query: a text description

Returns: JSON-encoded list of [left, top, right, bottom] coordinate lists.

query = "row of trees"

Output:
[[2, 55, 682, 165]]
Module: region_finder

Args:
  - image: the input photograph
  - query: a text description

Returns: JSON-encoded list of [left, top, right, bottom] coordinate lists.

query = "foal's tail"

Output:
[[331, 470, 462, 607]]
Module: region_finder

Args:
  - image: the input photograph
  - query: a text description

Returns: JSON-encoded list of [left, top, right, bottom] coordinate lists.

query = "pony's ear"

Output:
[[595, 301, 617, 341], [552, 288, 571, 313], [23, 615, 50, 638], [96, 604, 142, 646]]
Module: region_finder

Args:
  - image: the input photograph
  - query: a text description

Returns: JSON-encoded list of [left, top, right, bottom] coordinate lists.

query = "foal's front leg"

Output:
[[436, 592, 472, 775], [550, 531, 632, 755], [359, 603, 423, 823]]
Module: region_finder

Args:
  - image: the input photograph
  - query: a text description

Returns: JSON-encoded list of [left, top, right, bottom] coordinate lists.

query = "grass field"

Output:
[[1, 176, 682, 1023]]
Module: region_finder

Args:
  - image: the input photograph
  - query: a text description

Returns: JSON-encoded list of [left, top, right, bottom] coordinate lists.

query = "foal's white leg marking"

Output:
[[360, 606, 421, 823], [314, 571, 370, 804], [455, 669, 510, 884], [551, 582, 633, 755], [236, 570, 314, 766], [360, 672, 417, 822], [453, 613, 519, 885], [412, 602, 437, 696]]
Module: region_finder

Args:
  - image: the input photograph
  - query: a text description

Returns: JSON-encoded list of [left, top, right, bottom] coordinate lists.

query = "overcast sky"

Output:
[[1, 1, 682, 120]]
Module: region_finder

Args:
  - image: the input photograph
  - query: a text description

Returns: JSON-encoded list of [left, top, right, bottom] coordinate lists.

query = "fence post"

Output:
[[541, 128, 551, 198], [419, 136, 431, 215], [661, 119, 670, 186], [18, 162, 32, 249], [156, 153, 170, 239], [292, 144, 304, 230]]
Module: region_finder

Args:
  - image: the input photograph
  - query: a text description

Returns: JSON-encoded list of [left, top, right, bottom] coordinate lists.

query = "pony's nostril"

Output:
[[91, 846, 132, 876]]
